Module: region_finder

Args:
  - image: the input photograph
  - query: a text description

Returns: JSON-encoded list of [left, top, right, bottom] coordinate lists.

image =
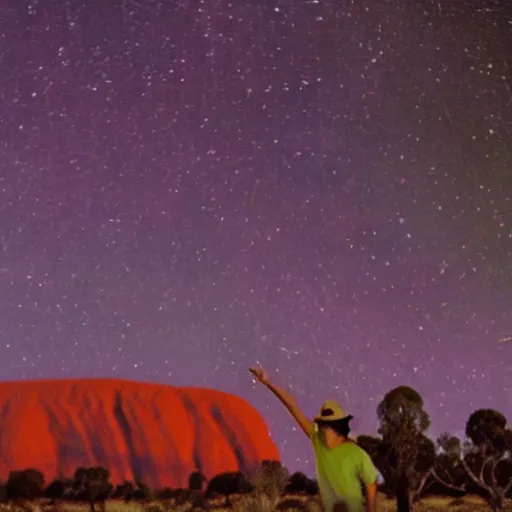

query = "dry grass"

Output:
[[376, 494, 510, 511], [120, 494, 510, 512], [0, 494, 511, 512]]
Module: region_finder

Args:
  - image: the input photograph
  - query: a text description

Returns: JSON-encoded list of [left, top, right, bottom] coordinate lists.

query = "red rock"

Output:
[[0, 379, 279, 488]]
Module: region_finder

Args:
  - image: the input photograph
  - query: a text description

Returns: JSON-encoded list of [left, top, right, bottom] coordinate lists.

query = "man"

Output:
[[250, 367, 378, 512]]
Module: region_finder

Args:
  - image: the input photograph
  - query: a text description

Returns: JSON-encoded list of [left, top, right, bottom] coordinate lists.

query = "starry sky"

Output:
[[0, 0, 511, 475]]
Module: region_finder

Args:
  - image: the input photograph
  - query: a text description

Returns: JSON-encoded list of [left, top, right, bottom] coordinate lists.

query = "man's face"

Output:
[[318, 423, 339, 448]]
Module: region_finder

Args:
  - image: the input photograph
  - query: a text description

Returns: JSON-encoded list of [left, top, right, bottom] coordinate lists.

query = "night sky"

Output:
[[0, 0, 511, 475]]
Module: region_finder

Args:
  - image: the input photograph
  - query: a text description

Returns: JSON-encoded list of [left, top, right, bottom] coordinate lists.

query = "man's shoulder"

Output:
[[341, 440, 371, 457], [309, 428, 323, 451]]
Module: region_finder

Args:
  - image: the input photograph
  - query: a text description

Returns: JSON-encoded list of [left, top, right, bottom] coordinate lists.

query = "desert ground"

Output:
[[105, 494, 509, 511], [2, 494, 511, 512]]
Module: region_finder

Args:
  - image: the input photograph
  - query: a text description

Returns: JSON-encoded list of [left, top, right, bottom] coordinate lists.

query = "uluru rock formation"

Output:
[[0, 379, 279, 488]]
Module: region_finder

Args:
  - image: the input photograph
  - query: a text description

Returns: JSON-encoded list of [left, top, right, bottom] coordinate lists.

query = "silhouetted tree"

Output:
[[285, 471, 311, 494], [111, 481, 134, 501], [435, 409, 512, 511], [357, 435, 395, 498], [170, 487, 207, 507], [6, 469, 45, 501], [131, 480, 151, 501], [188, 470, 207, 491], [305, 478, 319, 496], [153, 487, 173, 500], [44, 478, 68, 509], [497, 460, 512, 499], [376, 386, 435, 512], [284, 471, 318, 496], [358, 433, 436, 503], [73, 467, 112, 512], [431, 434, 469, 496], [205, 471, 252, 506]]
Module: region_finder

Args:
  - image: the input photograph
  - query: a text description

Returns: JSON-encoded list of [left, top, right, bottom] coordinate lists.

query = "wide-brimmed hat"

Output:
[[314, 399, 352, 422]]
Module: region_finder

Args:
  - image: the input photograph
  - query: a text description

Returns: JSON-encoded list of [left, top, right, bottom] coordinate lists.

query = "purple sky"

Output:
[[0, 0, 511, 475]]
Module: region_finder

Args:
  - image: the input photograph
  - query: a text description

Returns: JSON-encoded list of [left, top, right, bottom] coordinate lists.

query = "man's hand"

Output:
[[249, 366, 313, 437], [249, 367, 269, 386]]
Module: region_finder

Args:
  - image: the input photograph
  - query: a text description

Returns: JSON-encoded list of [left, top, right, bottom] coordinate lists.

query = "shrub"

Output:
[[6, 469, 45, 501], [252, 460, 289, 504], [277, 497, 307, 510]]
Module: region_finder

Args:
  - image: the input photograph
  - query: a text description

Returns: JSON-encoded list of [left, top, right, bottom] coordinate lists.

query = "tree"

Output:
[[188, 470, 207, 491], [497, 460, 512, 499], [130, 481, 151, 501], [358, 433, 436, 502], [205, 471, 252, 506], [357, 435, 394, 497], [435, 409, 512, 511], [111, 481, 134, 501], [305, 478, 319, 496], [285, 471, 311, 494], [153, 487, 174, 500], [284, 471, 318, 496], [6, 469, 45, 501], [375, 386, 435, 512], [73, 467, 112, 512], [44, 478, 67, 509], [171, 488, 198, 506], [431, 434, 469, 496]]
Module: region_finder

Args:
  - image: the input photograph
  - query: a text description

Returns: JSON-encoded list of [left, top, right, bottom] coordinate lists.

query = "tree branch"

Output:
[[431, 469, 466, 493], [494, 453, 512, 495], [479, 445, 487, 483], [504, 474, 512, 495], [461, 458, 494, 495], [413, 470, 433, 500]]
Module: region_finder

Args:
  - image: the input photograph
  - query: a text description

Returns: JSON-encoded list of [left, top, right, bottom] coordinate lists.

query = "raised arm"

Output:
[[249, 367, 313, 437]]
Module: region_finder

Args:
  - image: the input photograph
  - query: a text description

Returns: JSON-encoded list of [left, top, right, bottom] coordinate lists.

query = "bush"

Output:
[[252, 460, 289, 504], [6, 469, 45, 500], [153, 487, 174, 500], [205, 471, 252, 505], [188, 471, 207, 491], [44, 479, 67, 504], [285, 472, 314, 495], [277, 497, 307, 510]]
